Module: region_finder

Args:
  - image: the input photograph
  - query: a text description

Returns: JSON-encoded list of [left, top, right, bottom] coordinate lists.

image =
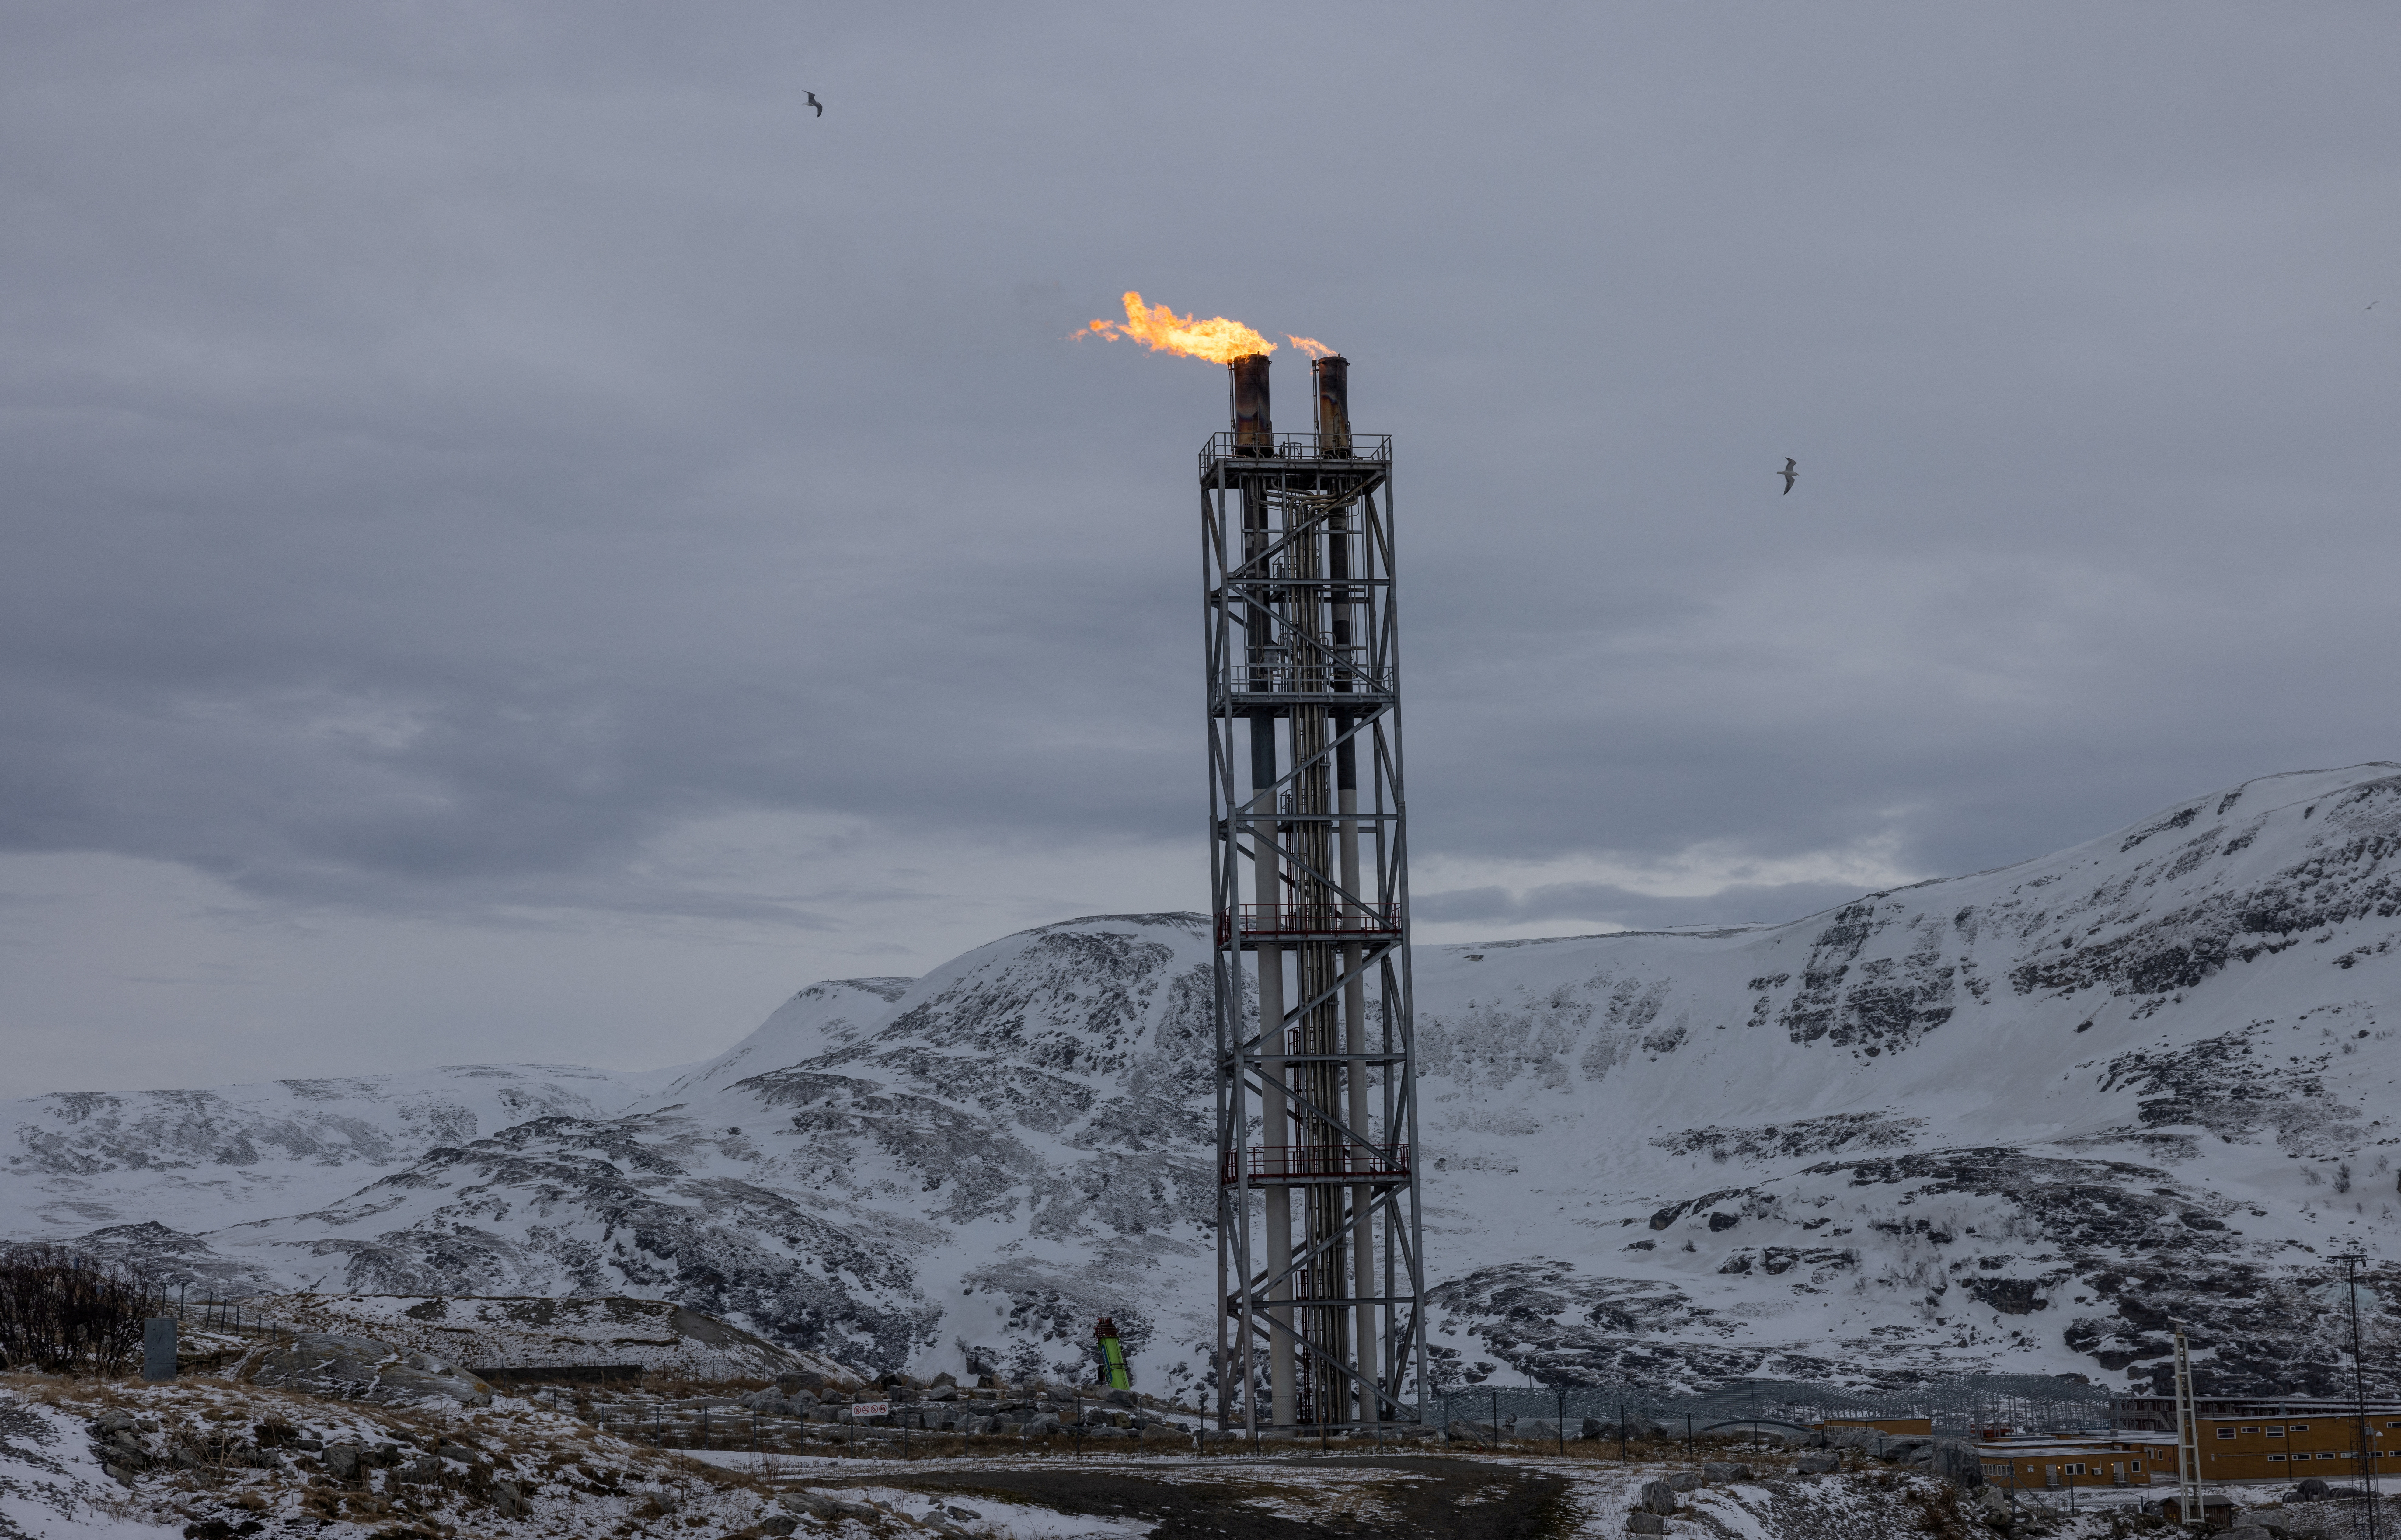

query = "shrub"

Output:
[[0, 1244, 161, 1376]]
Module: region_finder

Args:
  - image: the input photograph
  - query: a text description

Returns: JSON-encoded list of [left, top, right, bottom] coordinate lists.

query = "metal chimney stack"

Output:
[[1202, 359, 1428, 1438], [1230, 354, 1274, 454], [1312, 355, 1350, 459]]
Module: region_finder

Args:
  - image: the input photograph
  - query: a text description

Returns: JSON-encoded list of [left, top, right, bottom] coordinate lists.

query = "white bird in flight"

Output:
[[806, 91, 824, 117], [1779, 458, 1798, 495]]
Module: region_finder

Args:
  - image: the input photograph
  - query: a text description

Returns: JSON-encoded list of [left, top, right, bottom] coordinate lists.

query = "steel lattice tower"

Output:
[[1206, 353, 1429, 1434]]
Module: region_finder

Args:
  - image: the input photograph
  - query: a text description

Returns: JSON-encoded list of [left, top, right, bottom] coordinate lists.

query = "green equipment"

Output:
[[1094, 1316, 1132, 1390]]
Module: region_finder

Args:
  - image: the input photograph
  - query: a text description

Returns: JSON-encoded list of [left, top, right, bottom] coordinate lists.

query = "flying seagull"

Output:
[[806, 91, 823, 117], [1779, 457, 1798, 495]]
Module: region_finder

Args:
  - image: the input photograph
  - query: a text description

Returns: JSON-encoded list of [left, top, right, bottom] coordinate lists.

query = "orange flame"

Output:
[[1285, 335, 1335, 360], [1072, 291, 1277, 365]]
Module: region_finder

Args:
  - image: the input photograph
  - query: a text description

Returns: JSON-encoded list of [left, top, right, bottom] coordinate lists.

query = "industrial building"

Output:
[[1975, 1433, 2173, 1490]]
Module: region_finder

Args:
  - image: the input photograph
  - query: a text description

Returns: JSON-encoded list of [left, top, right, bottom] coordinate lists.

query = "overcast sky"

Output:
[[5, 4, 2399, 1095]]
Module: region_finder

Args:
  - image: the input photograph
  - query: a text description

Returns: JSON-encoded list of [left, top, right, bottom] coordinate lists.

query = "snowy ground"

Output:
[[0, 1378, 2031, 1539]]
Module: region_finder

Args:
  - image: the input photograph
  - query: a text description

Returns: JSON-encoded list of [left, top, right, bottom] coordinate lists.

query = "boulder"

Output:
[[1640, 1479, 1681, 1515], [1931, 1441, 1985, 1488], [1794, 1452, 1841, 1475], [322, 1443, 361, 1481], [2225, 1527, 2277, 1540], [1665, 1473, 1705, 1493], [781, 1492, 874, 1521], [1827, 1427, 1878, 1451], [1628, 1514, 1668, 1534], [1106, 1388, 1137, 1408], [1521, 1419, 1563, 1442], [246, 1332, 493, 1406], [492, 1478, 531, 1518], [1702, 1462, 1753, 1483]]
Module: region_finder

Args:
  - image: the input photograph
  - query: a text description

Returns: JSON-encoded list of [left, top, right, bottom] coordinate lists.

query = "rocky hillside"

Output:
[[14, 766, 2401, 1402], [0, 1064, 655, 1242]]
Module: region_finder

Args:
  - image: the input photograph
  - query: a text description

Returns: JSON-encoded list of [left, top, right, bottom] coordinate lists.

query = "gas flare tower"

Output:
[[1206, 353, 1429, 1434]]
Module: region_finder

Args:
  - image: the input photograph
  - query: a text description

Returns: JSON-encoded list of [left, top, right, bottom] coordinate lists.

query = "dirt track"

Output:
[[828, 1454, 1572, 1539]]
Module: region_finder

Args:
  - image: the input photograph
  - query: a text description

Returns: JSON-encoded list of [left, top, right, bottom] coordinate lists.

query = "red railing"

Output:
[[1221, 1144, 1410, 1185], [1216, 903, 1401, 946]]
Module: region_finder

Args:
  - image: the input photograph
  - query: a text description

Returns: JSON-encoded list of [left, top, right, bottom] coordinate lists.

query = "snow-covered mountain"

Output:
[[14, 765, 2401, 1401], [0, 1064, 653, 1240]]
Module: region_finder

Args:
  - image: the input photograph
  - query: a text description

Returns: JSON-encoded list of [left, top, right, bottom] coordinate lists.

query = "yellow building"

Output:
[[1975, 1435, 2171, 1490], [1976, 1404, 2401, 1489], [2190, 1408, 2401, 1483]]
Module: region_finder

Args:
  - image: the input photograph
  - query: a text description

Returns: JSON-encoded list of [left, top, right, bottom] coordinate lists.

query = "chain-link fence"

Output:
[[1430, 1374, 2119, 1440]]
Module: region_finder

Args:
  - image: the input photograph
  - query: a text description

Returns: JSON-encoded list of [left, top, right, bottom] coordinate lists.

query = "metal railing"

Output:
[[1199, 431, 1392, 469], [1223, 663, 1392, 695], [1217, 904, 1401, 946], [1222, 1144, 1410, 1185]]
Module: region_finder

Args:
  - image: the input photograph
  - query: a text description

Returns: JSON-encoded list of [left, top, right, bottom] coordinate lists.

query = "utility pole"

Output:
[[2336, 1254, 2382, 1540], [2173, 1325, 2203, 1529]]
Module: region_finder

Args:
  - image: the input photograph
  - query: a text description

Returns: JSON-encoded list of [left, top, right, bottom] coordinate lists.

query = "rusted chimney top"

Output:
[[1230, 354, 1272, 454], [1312, 355, 1350, 459]]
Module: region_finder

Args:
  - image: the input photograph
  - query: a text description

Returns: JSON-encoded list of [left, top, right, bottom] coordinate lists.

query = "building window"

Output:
[[2242, 1427, 2260, 1435], [2269, 1455, 2286, 1463], [2266, 1429, 2284, 1438], [2218, 1430, 2237, 1440], [2131, 1462, 2142, 1472], [2291, 1424, 2309, 1432], [2066, 1465, 2085, 1476]]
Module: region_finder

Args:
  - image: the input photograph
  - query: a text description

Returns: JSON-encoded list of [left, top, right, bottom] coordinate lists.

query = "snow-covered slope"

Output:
[[173, 915, 1215, 1378], [0, 1064, 651, 1238], [1408, 763, 2401, 1398], [19, 765, 2401, 1401], [635, 976, 915, 1109]]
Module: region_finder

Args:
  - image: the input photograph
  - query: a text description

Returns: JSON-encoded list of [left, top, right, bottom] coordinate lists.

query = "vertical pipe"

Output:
[[1239, 441, 1291, 1426], [1254, 710, 1294, 1427], [1331, 488, 1375, 1424], [1284, 474, 1345, 1428]]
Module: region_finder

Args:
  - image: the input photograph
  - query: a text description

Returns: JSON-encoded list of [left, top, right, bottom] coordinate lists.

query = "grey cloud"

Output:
[[2, 1, 2398, 932]]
